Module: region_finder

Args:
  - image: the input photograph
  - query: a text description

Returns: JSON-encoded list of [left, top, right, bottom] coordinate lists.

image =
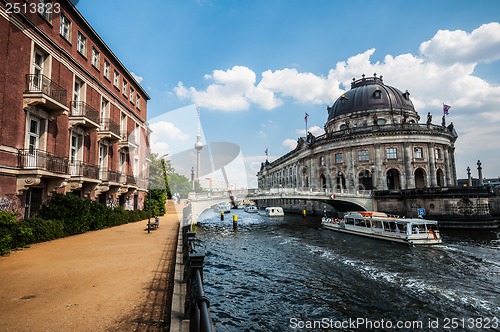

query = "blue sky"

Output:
[[77, 0, 500, 188]]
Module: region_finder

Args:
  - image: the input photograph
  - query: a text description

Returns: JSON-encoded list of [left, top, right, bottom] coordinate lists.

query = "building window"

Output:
[[73, 78, 85, 104], [130, 87, 134, 103], [103, 60, 110, 79], [435, 148, 442, 160], [100, 98, 110, 124], [319, 156, 325, 166], [27, 116, 41, 154], [136, 95, 141, 109], [91, 47, 100, 68], [114, 70, 120, 87], [122, 80, 128, 96], [386, 147, 398, 159], [60, 15, 71, 41], [38, 0, 53, 22], [340, 95, 348, 105], [69, 133, 83, 175], [31, 48, 47, 87], [119, 151, 127, 174], [358, 149, 369, 161], [120, 113, 127, 138], [414, 147, 423, 159], [335, 153, 343, 164], [376, 118, 386, 126], [373, 88, 382, 99], [77, 31, 86, 55]]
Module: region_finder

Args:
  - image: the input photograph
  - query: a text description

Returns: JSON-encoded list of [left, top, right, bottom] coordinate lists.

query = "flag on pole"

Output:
[[304, 112, 309, 124], [443, 104, 451, 115]]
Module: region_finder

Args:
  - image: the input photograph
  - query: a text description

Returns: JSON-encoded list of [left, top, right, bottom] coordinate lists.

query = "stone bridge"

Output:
[[182, 188, 374, 226], [182, 192, 233, 226], [246, 187, 374, 214]]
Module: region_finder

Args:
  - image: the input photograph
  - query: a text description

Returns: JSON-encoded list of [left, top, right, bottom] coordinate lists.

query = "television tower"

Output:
[[194, 106, 203, 188]]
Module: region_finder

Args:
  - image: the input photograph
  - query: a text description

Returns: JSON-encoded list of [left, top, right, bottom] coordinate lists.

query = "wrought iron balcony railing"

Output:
[[70, 101, 99, 124], [24, 74, 68, 107], [99, 118, 120, 139], [69, 161, 100, 178], [18, 149, 69, 174]]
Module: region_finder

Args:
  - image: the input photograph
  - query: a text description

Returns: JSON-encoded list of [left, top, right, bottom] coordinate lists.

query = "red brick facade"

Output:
[[0, 0, 150, 217]]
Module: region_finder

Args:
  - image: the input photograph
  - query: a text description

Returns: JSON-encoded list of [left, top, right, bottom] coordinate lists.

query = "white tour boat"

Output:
[[244, 205, 258, 213], [322, 211, 442, 245], [264, 206, 284, 217], [213, 202, 231, 213]]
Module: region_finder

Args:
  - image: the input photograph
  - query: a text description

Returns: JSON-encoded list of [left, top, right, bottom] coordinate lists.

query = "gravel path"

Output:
[[0, 213, 180, 332]]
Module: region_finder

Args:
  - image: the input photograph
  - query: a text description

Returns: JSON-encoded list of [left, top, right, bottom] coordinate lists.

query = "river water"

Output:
[[195, 210, 500, 332]]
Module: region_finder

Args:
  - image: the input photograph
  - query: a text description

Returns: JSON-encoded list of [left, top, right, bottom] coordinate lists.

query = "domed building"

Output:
[[257, 74, 458, 192]]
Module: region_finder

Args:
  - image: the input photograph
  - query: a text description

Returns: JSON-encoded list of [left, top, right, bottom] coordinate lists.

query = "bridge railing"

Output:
[[182, 227, 215, 332], [247, 187, 372, 197]]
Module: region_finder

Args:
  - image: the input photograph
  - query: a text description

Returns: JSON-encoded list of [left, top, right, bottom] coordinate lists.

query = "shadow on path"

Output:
[[109, 221, 179, 332]]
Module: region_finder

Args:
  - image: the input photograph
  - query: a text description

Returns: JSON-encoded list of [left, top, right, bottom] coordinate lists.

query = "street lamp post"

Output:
[[147, 175, 151, 234]]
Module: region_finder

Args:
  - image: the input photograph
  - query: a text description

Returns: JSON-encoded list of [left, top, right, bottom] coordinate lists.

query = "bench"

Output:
[[149, 217, 160, 230]]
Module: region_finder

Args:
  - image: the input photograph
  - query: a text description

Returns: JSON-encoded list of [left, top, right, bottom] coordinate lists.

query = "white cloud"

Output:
[[282, 138, 297, 150], [174, 23, 500, 177], [419, 22, 500, 64], [295, 125, 324, 137], [149, 120, 190, 157], [131, 72, 144, 84]]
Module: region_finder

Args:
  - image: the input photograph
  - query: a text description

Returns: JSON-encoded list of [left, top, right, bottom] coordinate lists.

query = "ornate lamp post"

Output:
[[477, 160, 483, 186], [467, 166, 472, 187]]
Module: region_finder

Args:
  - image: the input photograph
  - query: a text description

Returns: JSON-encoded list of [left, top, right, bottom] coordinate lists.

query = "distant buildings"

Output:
[[0, 0, 150, 218], [258, 75, 459, 192]]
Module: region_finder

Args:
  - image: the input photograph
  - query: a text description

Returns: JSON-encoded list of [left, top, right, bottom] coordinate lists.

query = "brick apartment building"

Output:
[[0, 0, 151, 218]]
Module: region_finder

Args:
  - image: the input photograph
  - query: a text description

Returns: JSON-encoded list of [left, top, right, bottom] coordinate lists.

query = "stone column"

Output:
[[374, 143, 384, 190], [450, 147, 458, 186], [444, 147, 452, 186], [427, 143, 437, 187], [404, 143, 414, 189], [309, 156, 315, 189], [346, 147, 354, 190]]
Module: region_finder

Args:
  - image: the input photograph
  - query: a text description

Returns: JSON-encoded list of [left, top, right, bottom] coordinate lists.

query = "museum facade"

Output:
[[257, 75, 458, 192]]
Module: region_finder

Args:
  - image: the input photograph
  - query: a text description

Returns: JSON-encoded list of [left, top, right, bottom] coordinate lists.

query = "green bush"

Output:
[[11, 223, 33, 248], [0, 229, 13, 255], [38, 194, 91, 235], [0, 211, 16, 226], [25, 218, 64, 243], [0, 211, 17, 255], [0, 195, 149, 255], [88, 201, 110, 230]]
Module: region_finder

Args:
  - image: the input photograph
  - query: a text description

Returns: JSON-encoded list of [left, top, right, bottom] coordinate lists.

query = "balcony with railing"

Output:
[[23, 74, 69, 116], [69, 101, 100, 131], [69, 161, 100, 180], [118, 129, 138, 150], [98, 118, 121, 142], [18, 149, 69, 175], [99, 168, 121, 184]]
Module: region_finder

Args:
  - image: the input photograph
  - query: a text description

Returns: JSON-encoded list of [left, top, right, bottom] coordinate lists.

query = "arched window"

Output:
[[415, 168, 426, 189], [320, 174, 327, 189], [386, 169, 401, 190], [358, 170, 373, 190], [436, 169, 445, 187]]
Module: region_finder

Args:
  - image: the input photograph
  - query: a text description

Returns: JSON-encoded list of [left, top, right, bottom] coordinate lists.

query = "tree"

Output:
[[147, 153, 199, 202]]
